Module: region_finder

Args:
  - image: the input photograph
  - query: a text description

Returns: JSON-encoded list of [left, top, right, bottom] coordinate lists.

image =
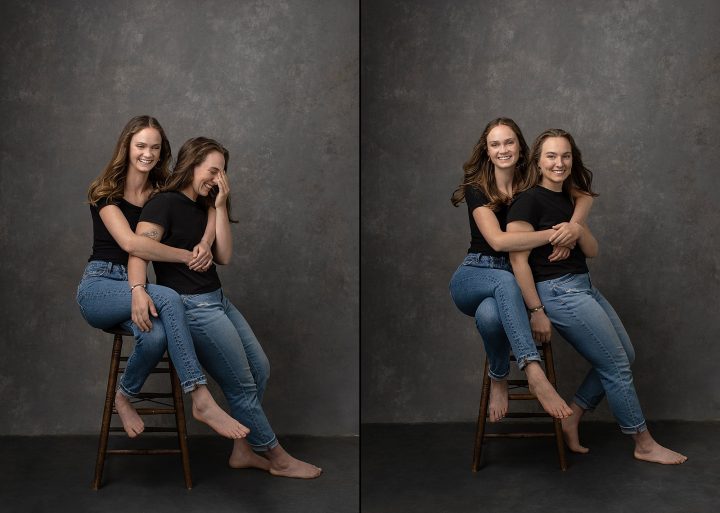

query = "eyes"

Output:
[[135, 143, 161, 150], [489, 139, 515, 148]]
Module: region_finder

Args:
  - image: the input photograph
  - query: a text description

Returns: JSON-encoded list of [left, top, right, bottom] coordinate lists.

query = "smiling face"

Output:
[[486, 124, 520, 171], [189, 150, 225, 199], [127, 127, 162, 175], [538, 137, 572, 191]]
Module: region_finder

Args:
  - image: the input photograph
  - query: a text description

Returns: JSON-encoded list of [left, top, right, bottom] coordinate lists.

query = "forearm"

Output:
[[489, 229, 555, 252], [509, 253, 543, 309], [126, 234, 192, 264], [128, 254, 149, 287], [213, 205, 233, 264], [202, 207, 217, 246], [577, 223, 599, 257], [570, 191, 593, 225]]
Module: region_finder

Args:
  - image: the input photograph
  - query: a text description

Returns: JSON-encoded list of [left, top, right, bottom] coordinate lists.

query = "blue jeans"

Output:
[[76, 261, 208, 395], [536, 273, 646, 434], [449, 253, 541, 380], [181, 289, 277, 451]]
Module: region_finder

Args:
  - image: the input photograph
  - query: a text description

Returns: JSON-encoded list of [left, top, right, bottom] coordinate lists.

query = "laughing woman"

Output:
[[506, 128, 686, 464]]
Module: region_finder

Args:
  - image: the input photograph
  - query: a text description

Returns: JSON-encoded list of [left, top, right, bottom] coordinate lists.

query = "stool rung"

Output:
[[485, 432, 556, 438], [118, 367, 170, 374], [508, 393, 537, 400], [107, 449, 182, 456], [507, 380, 529, 386], [109, 426, 179, 433], [112, 407, 176, 415], [134, 393, 173, 399], [503, 412, 550, 418]]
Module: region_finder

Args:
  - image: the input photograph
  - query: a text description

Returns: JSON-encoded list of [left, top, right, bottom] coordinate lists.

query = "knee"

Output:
[[148, 285, 183, 310], [475, 298, 504, 335], [257, 355, 271, 385], [138, 323, 168, 355]]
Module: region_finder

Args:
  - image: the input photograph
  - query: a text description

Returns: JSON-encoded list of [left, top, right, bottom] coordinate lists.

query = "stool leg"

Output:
[[92, 334, 123, 490], [169, 363, 193, 489], [472, 358, 491, 471], [542, 342, 568, 471]]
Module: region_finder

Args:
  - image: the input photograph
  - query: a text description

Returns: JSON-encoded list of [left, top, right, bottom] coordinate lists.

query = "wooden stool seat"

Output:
[[472, 340, 567, 471], [92, 326, 192, 489]]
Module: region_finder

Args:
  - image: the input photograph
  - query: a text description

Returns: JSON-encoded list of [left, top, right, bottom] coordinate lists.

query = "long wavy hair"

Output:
[[522, 128, 598, 197], [87, 115, 171, 205], [164, 137, 238, 223], [451, 117, 530, 211]]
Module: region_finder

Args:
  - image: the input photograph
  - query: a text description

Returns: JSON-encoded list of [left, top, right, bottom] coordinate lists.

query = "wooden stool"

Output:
[[472, 340, 567, 471], [92, 326, 193, 489]]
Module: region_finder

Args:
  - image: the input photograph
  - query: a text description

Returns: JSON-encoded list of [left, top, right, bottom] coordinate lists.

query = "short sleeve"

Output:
[[139, 194, 171, 232], [506, 190, 538, 228], [96, 196, 118, 211], [465, 186, 489, 212]]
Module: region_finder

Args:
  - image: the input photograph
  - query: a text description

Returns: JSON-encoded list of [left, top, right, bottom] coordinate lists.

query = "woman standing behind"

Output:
[[128, 137, 322, 478], [506, 128, 686, 464], [76, 116, 248, 440], [449, 117, 591, 422]]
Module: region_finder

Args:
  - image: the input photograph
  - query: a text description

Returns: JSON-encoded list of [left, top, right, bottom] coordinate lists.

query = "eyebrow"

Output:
[[489, 138, 514, 144]]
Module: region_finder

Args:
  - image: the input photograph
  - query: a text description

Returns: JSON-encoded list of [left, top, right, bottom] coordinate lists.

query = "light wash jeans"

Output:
[[536, 273, 646, 434], [181, 289, 277, 451], [76, 261, 208, 395], [449, 253, 541, 380]]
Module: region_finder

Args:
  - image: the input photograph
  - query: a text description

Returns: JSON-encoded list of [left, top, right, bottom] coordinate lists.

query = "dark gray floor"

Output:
[[0, 434, 358, 513], [362, 421, 718, 513]]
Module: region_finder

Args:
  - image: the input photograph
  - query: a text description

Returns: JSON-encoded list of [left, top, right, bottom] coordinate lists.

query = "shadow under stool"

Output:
[[472, 339, 568, 471], [92, 325, 192, 489]]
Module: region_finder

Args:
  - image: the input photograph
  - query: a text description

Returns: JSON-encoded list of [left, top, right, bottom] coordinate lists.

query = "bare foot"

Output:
[[267, 444, 322, 479], [561, 402, 589, 453], [191, 386, 250, 439], [525, 363, 573, 419], [633, 431, 687, 465], [228, 438, 271, 471], [488, 379, 508, 422], [114, 390, 144, 438]]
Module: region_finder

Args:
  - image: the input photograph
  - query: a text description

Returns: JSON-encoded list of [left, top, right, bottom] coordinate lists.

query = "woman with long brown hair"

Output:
[[76, 116, 248, 441], [128, 137, 322, 479], [449, 117, 592, 422], [507, 128, 686, 464]]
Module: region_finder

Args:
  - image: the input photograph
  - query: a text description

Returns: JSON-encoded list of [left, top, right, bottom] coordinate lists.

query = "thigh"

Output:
[[76, 274, 133, 329], [539, 275, 630, 367], [590, 286, 635, 363], [221, 295, 268, 368], [450, 262, 518, 317]]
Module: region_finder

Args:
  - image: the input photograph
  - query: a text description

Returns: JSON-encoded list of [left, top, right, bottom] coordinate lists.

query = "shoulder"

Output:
[[465, 185, 489, 207]]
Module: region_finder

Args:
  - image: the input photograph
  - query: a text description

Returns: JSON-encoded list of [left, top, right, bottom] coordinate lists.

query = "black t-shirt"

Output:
[[139, 191, 221, 295], [88, 197, 142, 264], [506, 186, 589, 282], [465, 186, 508, 257]]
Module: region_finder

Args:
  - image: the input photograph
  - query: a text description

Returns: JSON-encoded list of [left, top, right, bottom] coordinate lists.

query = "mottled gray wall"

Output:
[[362, 0, 720, 423], [0, 0, 358, 435]]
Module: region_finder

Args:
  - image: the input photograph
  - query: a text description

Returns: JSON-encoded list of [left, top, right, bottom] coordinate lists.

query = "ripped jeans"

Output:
[[181, 288, 277, 451], [536, 273, 646, 434], [449, 253, 541, 380], [76, 260, 208, 395]]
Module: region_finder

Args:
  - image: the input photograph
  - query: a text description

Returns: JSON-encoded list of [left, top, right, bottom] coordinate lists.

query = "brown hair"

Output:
[[164, 137, 238, 223], [522, 128, 598, 197], [87, 115, 171, 205], [451, 117, 530, 211]]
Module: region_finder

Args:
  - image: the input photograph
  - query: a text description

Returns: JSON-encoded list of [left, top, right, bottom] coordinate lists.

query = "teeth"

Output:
[[139, 158, 153, 164]]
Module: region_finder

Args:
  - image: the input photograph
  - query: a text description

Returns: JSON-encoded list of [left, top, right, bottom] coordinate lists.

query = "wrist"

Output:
[[130, 283, 147, 293], [528, 304, 545, 315]]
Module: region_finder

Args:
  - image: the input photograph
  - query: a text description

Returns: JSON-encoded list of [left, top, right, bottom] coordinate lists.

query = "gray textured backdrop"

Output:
[[0, 0, 358, 436], [362, 0, 720, 423]]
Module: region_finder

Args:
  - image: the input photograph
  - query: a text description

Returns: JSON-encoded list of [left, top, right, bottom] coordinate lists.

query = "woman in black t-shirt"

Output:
[[76, 116, 248, 441], [507, 128, 686, 464], [129, 137, 322, 479], [449, 117, 592, 422]]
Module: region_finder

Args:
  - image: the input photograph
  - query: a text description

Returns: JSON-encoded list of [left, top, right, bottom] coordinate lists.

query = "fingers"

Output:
[[149, 299, 158, 318]]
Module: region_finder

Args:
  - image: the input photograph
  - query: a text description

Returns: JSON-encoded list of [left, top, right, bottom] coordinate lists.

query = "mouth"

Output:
[[497, 155, 512, 161], [138, 157, 154, 166], [201, 183, 214, 193], [550, 169, 566, 176]]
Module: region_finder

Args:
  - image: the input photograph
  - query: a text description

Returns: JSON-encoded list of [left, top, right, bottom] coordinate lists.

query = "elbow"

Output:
[[486, 235, 506, 253], [213, 252, 232, 265], [119, 235, 136, 254]]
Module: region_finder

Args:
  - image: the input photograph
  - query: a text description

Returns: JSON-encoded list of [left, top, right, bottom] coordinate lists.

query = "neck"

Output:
[[180, 185, 198, 202], [539, 178, 564, 193], [124, 168, 149, 195], [494, 166, 515, 196]]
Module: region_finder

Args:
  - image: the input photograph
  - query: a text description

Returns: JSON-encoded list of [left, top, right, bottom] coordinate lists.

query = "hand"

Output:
[[131, 288, 158, 332], [548, 245, 571, 262], [530, 310, 552, 343], [215, 170, 230, 209], [549, 222, 583, 247], [188, 240, 213, 272]]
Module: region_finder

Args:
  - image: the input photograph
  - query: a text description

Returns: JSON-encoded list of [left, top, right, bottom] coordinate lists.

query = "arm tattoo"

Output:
[[141, 230, 160, 240]]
